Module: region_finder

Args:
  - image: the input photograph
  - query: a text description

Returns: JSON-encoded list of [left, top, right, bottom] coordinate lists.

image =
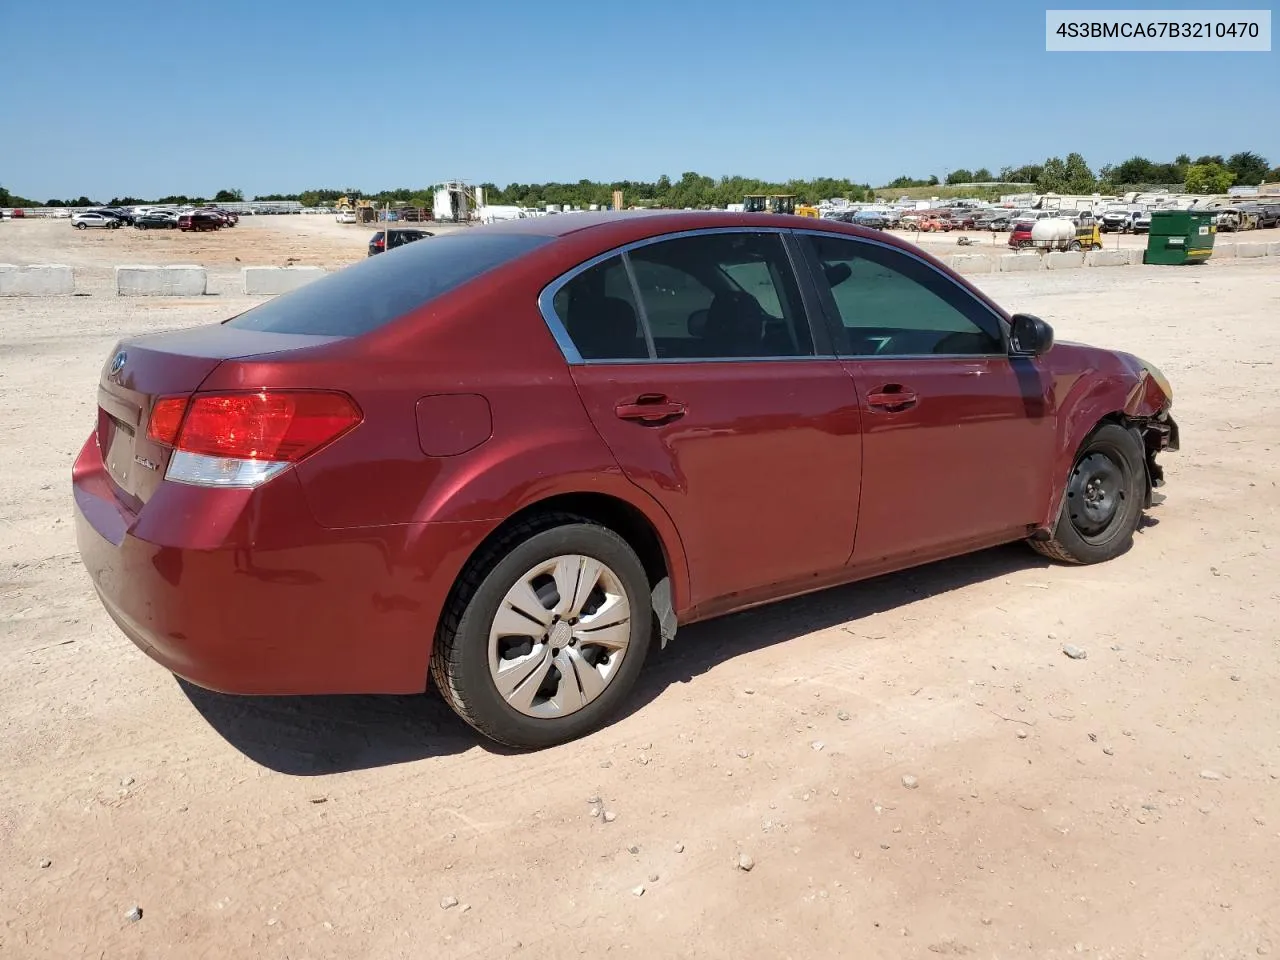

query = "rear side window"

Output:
[[629, 232, 812, 359], [225, 232, 551, 336], [550, 256, 648, 360]]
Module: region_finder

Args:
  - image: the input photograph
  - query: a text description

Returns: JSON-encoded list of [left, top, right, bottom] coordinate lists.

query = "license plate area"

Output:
[[102, 411, 138, 494]]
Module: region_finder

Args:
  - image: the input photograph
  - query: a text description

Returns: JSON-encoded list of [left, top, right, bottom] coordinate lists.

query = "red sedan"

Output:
[[73, 212, 1179, 748]]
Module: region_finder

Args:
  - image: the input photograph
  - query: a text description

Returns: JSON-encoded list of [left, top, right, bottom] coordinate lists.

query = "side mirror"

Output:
[[1009, 313, 1054, 357]]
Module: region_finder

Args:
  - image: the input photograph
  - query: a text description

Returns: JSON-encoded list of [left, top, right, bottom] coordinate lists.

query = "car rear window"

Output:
[[224, 232, 552, 337]]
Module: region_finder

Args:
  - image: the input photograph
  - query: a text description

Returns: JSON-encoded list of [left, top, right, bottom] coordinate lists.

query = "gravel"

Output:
[[737, 853, 755, 872], [673, 842, 685, 853], [603, 811, 617, 823], [125, 906, 142, 922], [1062, 644, 1088, 660], [902, 774, 919, 789], [440, 896, 459, 910], [1200, 770, 1224, 781]]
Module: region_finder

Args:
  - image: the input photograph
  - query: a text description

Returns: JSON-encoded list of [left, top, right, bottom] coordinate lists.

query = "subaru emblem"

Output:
[[109, 351, 127, 378]]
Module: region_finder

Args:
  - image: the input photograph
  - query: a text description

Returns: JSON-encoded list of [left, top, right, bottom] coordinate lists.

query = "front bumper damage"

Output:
[[1136, 408, 1179, 505]]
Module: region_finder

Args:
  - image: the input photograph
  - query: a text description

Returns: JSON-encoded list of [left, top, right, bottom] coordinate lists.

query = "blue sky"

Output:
[[0, 0, 1275, 199]]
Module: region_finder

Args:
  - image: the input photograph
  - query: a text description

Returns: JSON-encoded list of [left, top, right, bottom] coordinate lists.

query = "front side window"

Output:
[[804, 234, 1003, 357], [628, 232, 813, 359]]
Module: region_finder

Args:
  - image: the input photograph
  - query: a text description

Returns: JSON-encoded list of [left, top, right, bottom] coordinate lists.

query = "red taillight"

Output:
[[146, 396, 189, 444], [174, 391, 362, 462]]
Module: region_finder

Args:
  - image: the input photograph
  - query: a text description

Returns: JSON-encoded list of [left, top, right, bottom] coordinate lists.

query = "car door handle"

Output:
[[615, 394, 686, 424], [866, 385, 918, 411]]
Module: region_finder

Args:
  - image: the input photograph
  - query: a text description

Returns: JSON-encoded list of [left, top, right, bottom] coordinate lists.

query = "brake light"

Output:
[[157, 390, 362, 489], [146, 396, 189, 444]]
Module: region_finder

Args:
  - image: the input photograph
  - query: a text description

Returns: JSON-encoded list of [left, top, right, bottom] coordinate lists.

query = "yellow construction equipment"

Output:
[[335, 196, 377, 222]]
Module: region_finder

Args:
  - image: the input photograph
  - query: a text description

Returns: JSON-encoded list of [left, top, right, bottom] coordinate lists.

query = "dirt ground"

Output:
[[2, 217, 1279, 960]]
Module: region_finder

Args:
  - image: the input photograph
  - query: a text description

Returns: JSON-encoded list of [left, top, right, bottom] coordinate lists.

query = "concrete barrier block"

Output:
[[0, 263, 75, 296], [242, 266, 327, 295], [999, 253, 1042, 272], [1237, 242, 1267, 259], [1044, 251, 1085, 270], [1212, 243, 1236, 258], [1268, 242, 1280, 257], [946, 254, 993, 275], [1127, 248, 1145, 264], [116, 264, 207, 296], [1086, 249, 1129, 267]]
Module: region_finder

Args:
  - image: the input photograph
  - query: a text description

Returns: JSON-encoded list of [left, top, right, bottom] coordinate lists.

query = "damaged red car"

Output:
[[73, 211, 1178, 749]]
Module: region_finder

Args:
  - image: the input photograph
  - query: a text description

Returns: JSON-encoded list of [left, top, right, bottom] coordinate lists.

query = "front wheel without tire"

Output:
[[1030, 423, 1146, 564], [431, 517, 653, 749]]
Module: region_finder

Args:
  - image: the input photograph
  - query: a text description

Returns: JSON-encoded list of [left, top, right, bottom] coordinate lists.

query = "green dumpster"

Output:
[[1144, 209, 1215, 265]]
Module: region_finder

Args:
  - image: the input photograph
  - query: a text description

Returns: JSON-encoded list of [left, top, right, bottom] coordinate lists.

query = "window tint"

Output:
[[629, 232, 813, 359], [551, 255, 648, 360], [224, 232, 551, 337], [805, 234, 1002, 357]]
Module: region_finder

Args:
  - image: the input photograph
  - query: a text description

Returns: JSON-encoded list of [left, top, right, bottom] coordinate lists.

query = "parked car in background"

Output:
[[368, 228, 434, 255], [850, 210, 887, 229], [949, 211, 977, 230], [1008, 219, 1036, 248], [177, 212, 222, 232], [976, 210, 1016, 231], [1251, 203, 1280, 228], [1132, 212, 1151, 233], [1100, 209, 1143, 233], [72, 212, 122, 230], [98, 207, 136, 226], [336, 210, 357, 224], [135, 211, 178, 230], [73, 211, 1178, 749]]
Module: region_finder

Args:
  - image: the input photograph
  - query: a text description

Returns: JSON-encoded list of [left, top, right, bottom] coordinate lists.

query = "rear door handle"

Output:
[[615, 394, 686, 424], [866, 385, 918, 411]]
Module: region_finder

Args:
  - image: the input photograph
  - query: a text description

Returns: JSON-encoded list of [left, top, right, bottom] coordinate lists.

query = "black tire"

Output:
[[75, 222, 87, 230], [1030, 423, 1146, 565], [1068, 240, 1082, 251], [431, 513, 653, 749]]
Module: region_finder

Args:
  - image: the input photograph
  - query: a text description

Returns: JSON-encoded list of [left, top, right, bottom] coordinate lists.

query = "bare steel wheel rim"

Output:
[[488, 554, 632, 719], [1066, 451, 1125, 542]]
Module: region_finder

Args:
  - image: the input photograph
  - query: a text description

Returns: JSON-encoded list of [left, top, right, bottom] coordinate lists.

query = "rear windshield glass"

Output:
[[224, 232, 552, 337]]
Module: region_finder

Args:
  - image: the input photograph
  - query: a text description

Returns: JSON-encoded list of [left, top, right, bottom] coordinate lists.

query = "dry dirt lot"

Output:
[[2, 218, 1279, 960]]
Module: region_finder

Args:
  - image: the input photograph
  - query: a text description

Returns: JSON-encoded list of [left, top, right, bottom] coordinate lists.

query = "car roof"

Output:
[[469, 209, 918, 256]]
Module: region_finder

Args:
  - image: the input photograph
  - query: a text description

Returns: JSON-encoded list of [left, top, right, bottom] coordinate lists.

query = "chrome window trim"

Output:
[[536, 226, 836, 365], [791, 227, 1012, 358]]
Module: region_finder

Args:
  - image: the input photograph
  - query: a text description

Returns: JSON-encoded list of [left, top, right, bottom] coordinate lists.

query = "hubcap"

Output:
[[488, 555, 632, 719], [1066, 451, 1124, 538]]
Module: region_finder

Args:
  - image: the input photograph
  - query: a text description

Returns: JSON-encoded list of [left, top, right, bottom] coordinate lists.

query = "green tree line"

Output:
[[4, 151, 1277, 211]]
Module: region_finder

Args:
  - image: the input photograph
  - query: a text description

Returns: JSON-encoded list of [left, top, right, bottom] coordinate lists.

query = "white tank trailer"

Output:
[[1030, 218, 1080, 251]]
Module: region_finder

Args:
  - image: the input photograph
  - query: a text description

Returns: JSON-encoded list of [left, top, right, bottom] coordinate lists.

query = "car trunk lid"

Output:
[[95, 326, 344, 510]]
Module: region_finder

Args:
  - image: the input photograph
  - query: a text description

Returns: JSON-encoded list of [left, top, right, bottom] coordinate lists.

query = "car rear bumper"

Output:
[[72, 432, 491, 696]]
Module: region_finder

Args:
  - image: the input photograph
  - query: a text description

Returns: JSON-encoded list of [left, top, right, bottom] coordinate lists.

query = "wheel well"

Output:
[[474, 493, 671, 591]]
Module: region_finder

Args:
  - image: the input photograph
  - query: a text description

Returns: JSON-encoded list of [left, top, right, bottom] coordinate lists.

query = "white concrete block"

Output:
[[1236, 242, 1267, 259], [0, 263, 75, 296], [1044, 251, 1085, 270], [1127, 248, 1145, 265], [1085, 249, 1129, 267], [1212, 243, 1236, 258], [242, 266, 327, 296], [1268, 242, 1280, 257], [116, 264, 207, 296], [946, 254, 993, 275], [999, 253, 1042, 272]]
